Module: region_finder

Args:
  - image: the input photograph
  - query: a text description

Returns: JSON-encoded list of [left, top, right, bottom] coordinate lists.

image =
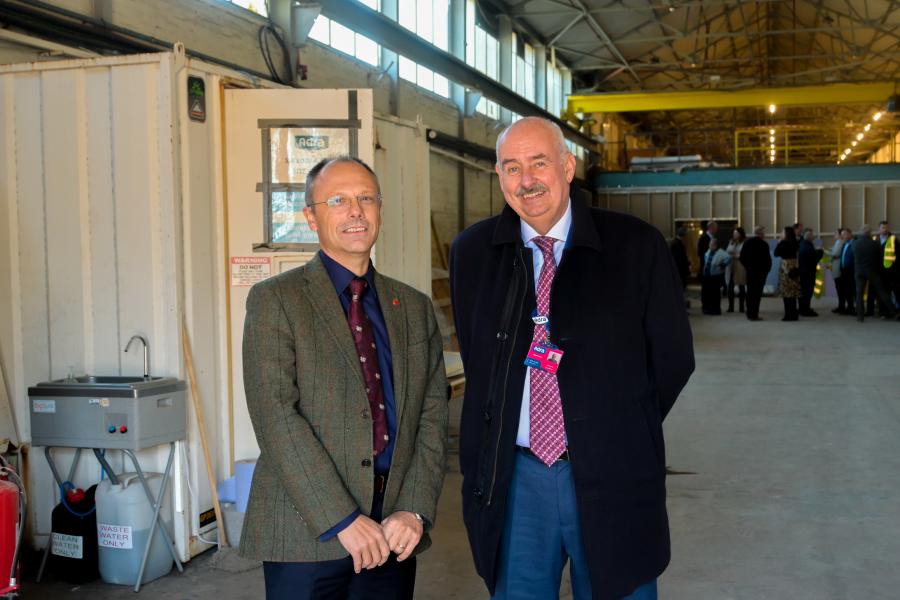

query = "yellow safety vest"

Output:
[[814, 258, 826, 298], [885, 235, 896, 269]]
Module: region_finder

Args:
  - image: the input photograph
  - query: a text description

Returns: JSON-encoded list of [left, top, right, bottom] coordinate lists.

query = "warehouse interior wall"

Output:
[[0, 0, 578, 263]]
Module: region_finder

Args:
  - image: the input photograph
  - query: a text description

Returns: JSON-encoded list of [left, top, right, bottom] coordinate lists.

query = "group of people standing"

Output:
[[828, 221, 899, 322], [670, 221, 771, 320], [671, 220, 899, 323]]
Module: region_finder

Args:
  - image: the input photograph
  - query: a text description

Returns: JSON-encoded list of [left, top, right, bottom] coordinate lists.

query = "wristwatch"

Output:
[[413, 512, 429, 530]]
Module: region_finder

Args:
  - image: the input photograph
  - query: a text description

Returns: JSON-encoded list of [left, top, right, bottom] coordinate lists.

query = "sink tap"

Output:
[[125, 335, 151, 379]]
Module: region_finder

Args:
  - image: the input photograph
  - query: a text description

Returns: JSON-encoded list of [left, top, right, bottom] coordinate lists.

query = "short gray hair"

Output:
[[858, 223, 872, 236], [754, 225, 765, 235], [495, 117, 570, 165]]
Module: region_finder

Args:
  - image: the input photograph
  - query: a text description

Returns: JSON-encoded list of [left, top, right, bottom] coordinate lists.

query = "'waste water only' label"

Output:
[[98, 523, 133, 549], [51, 533, 83, 559]]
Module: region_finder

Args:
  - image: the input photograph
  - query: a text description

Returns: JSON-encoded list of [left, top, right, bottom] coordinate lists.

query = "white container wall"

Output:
[[0, 51, 195, 558]]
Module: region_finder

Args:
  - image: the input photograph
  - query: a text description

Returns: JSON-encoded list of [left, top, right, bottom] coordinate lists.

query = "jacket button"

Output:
[[496, 331, 508, 341], [473, 488, 483, 498], [361, 458, 372, 467], [483, 411, 491, 422], [361, 409, 369, 419]]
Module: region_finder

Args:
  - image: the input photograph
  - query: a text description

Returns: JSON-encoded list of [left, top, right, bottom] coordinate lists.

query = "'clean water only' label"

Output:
[[51, 533, 83, 559], [98, 523, 133, 549]]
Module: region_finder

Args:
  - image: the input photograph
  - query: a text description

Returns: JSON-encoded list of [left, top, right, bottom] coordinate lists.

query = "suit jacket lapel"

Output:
[[301, 256, 366, 389], [375, 273, 408, 428]]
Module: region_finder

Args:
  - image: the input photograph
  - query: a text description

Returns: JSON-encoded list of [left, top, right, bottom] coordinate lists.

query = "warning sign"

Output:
[[51, 532, 84, 558], [98, 523, 133, 549], [231, 256, 272, 287]]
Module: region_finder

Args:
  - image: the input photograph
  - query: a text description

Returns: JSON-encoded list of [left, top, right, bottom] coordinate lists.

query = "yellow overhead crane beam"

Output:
[[567, 82, 898, 114]]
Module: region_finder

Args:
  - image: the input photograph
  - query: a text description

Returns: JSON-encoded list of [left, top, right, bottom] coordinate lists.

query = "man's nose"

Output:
[[520, 166, 536, 186], [347, 196, 364, 217]]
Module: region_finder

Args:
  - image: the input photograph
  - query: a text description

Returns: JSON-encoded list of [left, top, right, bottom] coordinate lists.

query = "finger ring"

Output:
[[398, 544, 406, 550]]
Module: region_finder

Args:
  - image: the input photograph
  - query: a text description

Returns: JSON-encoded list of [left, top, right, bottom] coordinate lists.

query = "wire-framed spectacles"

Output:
[[307, 194, 382, 211]]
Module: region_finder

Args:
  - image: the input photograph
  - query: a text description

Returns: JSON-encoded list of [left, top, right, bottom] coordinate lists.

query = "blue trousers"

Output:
[[493, 449, 658, 600]]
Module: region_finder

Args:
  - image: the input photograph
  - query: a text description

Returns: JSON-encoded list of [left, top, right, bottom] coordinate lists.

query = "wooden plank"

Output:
[[0, 74, 23, 445]]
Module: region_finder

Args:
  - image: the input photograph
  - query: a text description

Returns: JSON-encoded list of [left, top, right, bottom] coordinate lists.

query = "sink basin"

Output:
[[73, 375, 159, 385], [31, 374, 185, 398]]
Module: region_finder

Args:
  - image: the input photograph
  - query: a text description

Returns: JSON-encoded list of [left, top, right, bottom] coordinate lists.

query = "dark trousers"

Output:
[[727, 278, 746, 312], [263, 491, 416, 600], [839, 270, 855, 313], [865, 268, 894, 315], [834, 275, 847, 311], [701, 274, 724, 314], [745, 277, 765, 319], [856, 272, 894, 320], [798, 276, 815, 314], [782, 298, 798, 320]]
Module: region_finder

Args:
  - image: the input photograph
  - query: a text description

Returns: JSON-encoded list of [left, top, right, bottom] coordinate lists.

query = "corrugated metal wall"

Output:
[[597, 182, 900, 243]]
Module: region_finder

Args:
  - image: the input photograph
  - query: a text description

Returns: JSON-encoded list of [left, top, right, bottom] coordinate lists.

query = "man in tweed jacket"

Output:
[[240, 156, 448, 599]]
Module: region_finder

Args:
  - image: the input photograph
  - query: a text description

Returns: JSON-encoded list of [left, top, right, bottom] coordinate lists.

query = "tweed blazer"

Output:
[[238, 255, 449, 562]]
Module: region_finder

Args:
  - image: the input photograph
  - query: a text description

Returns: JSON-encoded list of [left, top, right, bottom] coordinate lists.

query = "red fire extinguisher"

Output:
[[1, 455, 25, 597]]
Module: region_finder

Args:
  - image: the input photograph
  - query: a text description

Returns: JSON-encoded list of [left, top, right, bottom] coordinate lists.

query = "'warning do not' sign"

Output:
[[231, 256, 272, 287]]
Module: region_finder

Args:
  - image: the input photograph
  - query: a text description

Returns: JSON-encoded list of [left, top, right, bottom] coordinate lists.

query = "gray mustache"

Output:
[[516, 183, 549, 197]]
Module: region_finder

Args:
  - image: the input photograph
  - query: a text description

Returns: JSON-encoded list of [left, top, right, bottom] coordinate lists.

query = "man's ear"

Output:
[[564, 152, 576, 183], [303, 206, 318, 232]]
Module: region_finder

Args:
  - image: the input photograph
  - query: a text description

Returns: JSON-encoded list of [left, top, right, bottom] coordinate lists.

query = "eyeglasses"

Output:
[[307, 194, 382, 211]]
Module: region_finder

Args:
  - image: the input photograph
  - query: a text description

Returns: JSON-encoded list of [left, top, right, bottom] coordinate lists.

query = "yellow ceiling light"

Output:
[[768, 104, 777, 114], [845, 148, 852, 154], [852, 140, 858, 146], [857, 133, 864, 140], [769, 128, 775, 135], [769, 135, 775, 142], [874, 112, 883, 121], [864, 123, 872, 131]]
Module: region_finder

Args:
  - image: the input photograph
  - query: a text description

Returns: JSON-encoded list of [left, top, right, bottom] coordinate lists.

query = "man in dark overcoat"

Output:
[[739, 225, 772, 321], [449, 117, 694, 600]]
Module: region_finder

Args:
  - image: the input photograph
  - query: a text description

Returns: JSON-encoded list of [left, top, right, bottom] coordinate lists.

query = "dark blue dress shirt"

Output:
[[317, 250, 396, 540]]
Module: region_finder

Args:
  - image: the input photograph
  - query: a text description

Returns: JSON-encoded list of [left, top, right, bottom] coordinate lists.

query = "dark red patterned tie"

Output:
[[347, 278, 389, 456]]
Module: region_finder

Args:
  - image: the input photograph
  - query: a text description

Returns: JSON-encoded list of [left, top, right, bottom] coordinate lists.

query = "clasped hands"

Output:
[[336, 511, 423, 573]]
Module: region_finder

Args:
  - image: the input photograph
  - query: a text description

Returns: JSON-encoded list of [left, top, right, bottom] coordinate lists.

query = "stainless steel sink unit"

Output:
[[28, 375, 186, 450]]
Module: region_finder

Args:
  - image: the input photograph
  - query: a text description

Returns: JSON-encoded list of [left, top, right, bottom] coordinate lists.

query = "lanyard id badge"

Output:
[[524, 342, 564, 374]]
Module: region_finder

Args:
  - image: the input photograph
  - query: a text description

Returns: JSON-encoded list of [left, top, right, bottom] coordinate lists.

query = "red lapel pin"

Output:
[[392, 298, 400, 306]]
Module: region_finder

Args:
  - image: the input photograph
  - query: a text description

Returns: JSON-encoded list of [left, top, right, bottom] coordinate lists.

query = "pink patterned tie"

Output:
[[529, 236, 566, 466]]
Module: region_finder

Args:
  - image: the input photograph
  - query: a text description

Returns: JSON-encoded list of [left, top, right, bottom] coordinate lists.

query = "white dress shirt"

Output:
[[516, 200, 572, 447]]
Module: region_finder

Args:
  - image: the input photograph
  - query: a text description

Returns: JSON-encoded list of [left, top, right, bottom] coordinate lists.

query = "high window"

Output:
[[511, 33, 535, 104], [308, 0, 381, 67], [397, 0, 450, 97], [465, 0, 499, 118]]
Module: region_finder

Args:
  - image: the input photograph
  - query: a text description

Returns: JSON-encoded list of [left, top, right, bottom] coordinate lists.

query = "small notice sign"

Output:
[[98, 523, 133, 549], [231, 256, 271, 287], [33, 399, 56, 414], [51, 532, 84, 558]]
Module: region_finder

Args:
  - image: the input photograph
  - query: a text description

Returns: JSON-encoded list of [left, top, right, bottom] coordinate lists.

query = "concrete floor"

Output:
[[21, 296, 900, 599]]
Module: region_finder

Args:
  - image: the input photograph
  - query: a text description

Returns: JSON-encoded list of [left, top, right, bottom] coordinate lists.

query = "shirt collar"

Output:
[[318, 250, 377, 298], [519, 200, 572, 245]]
